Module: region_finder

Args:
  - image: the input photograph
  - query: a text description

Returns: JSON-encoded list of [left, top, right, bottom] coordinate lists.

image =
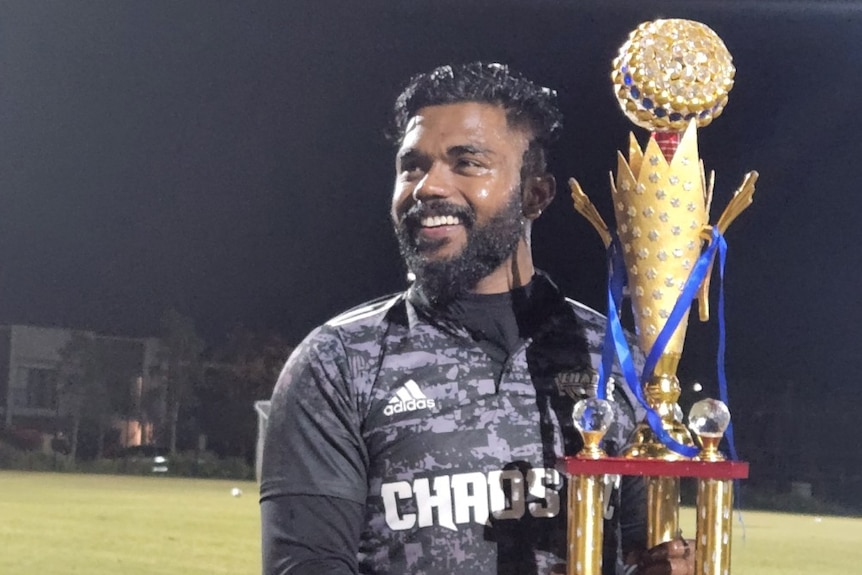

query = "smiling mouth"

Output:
[[420, 215, 463, 228]]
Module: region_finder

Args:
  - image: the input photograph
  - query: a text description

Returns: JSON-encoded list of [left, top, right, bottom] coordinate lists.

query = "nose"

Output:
[[411, 163, 451, 203]]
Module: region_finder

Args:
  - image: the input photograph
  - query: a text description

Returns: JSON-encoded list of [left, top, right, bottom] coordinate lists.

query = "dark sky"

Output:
[[0, 0, 859, 401]]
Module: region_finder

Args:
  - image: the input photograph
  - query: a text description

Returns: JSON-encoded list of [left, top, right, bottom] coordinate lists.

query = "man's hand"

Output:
[[635, 537, 695, 575]]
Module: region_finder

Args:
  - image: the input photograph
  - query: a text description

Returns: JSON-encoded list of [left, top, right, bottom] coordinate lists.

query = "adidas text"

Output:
[[384, 379, 436, 416], [384, 397, 436, 416]]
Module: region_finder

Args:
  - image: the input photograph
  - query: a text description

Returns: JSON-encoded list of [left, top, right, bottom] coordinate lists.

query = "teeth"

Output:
[[420, 215, 460, 227]]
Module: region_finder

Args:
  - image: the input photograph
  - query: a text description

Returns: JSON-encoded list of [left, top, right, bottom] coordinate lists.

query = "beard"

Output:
[[393, 189, 526, 306]]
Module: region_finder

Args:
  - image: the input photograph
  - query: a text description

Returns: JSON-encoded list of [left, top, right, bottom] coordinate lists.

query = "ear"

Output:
[[522, 174, 556, 220]]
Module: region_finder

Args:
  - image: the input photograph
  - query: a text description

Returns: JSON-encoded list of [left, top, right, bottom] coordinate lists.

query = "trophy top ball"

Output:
[[611, 18, 736, 132]]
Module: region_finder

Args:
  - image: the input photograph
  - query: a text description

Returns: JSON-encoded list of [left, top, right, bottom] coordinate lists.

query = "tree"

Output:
[[57, 333, 117, 460], [157, 309, 205, 454], [198, 326, 293, 460]]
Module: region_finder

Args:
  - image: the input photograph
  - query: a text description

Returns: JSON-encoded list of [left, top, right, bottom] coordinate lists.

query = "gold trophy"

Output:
[[562, 19, 756, 575]]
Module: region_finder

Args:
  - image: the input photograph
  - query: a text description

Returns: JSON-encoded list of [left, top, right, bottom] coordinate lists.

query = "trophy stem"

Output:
[[695, 478, 734, 575], [567, 474, 604, 575], [646, 476, 680, 548], [623, 354, 696, 460]]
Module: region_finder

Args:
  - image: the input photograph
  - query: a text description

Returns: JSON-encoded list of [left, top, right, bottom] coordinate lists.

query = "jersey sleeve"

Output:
[[261, 493, 363, 575], [259, 325, 369, 504]]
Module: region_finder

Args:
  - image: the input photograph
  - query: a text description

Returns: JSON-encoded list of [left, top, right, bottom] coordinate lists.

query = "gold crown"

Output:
[[611, 120, 709, 357]]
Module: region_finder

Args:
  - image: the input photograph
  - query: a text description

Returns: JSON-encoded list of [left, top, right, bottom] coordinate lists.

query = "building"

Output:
[[0, 325, 162, 452]]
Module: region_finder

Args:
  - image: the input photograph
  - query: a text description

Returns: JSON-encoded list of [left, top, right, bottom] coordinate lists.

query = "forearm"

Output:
[[261, 494, 363, 575]]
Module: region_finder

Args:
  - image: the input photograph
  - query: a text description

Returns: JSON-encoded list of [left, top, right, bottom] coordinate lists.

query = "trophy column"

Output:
[[691, 399, 735, 575], [567, 399, 614, 575], [645, 476, 680, 548], [624, 357, 693, 547], [567, 474, 605, 575]]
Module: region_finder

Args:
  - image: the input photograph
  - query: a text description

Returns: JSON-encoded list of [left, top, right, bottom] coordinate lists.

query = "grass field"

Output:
[[0, 471, 260, 575], [1, 470, 860, 574]]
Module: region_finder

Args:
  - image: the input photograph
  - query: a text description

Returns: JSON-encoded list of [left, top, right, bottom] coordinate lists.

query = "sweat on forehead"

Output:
[[401, 104, 534, 148], [402, 102, 530, 140]]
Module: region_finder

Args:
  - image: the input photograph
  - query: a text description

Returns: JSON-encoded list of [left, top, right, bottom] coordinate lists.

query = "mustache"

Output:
[[399, 200, 475, 229]]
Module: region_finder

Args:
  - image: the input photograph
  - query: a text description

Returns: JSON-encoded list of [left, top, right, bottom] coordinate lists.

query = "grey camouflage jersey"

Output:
[[261, 274, 647, 575]]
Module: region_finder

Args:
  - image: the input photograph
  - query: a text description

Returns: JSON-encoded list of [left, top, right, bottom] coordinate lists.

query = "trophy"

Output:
[[561, 19, 756, 575]]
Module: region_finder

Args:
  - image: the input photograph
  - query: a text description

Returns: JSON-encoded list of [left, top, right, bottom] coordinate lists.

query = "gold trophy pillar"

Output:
[[568, 399, 615, 575], [567, 470, 605, 575], [645, 476, 680, 549], [695, 479, 733, 575], [690, 399, 735, 575]]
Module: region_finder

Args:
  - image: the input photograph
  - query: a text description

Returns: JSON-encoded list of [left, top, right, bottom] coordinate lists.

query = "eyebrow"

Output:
[[448, 144, 494, 157], [396, 144, 496, 165], [395, 148, 424, 169], [397, 148, 421, 160]]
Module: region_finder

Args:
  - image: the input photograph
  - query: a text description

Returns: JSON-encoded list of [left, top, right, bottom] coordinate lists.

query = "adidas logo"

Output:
[[384, 379, 436, 416]]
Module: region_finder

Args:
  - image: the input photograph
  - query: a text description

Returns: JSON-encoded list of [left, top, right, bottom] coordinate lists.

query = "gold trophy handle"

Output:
[[696, 230, 715, 322], [716, 171, 759, 234], [695, 170, 759, 321], [569, 178, 612, 248]]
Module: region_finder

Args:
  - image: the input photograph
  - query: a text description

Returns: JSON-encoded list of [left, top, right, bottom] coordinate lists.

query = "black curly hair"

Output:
[[391, 62, 563, 179]]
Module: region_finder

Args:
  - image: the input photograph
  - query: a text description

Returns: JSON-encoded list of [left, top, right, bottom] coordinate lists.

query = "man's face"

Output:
[[391, 102, 530, 302]]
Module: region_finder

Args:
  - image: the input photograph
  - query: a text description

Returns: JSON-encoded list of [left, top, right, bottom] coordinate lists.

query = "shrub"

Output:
[[0, 441, 19, 467], [738, 484, 855, 516], [166, 450, 253, 480], [0, 427, 44, 451], [0, 441, 64, 471], [76, 458, 149, 475], [0, 441, 252, 479]]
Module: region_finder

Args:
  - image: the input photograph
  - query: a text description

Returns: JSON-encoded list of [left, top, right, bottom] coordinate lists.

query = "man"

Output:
[[261, 62, 692, 575]]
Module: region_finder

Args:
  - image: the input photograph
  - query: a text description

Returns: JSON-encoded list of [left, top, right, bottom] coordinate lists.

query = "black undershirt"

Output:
[[442, 284, 529, 362]]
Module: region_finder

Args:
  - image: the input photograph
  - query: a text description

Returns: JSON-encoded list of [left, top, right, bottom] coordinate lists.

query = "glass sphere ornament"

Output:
[[688, 398, 730, 437], [573, 398, 614, 459], [688, 398, 731, 461], [573, 398, 615, 433]]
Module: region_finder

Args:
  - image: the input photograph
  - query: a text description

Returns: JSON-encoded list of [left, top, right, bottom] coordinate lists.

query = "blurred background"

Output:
[[0, 1, 858, 508]]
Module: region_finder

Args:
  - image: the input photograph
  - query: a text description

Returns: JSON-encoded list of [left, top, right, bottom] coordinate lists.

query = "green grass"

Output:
[[0, 471, 260, 575], [676, 506, 860, 575], [1, 470, 860, 574]]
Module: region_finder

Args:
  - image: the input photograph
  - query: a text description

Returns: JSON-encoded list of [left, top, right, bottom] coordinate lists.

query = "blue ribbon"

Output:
[[715, 233, 739, 461], [596, 238, 626, 402], [599, 227, 737, 460]]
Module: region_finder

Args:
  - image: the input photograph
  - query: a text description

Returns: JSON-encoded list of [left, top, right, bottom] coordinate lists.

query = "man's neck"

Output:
[[469, 242, 534, 295]]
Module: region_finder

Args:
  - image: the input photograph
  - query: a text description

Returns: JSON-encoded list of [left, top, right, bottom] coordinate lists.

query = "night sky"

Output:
[[0, 0, 860, 414]]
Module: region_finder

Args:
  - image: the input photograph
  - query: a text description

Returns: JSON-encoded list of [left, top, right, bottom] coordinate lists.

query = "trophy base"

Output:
[[622, 419, 695, 460]]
